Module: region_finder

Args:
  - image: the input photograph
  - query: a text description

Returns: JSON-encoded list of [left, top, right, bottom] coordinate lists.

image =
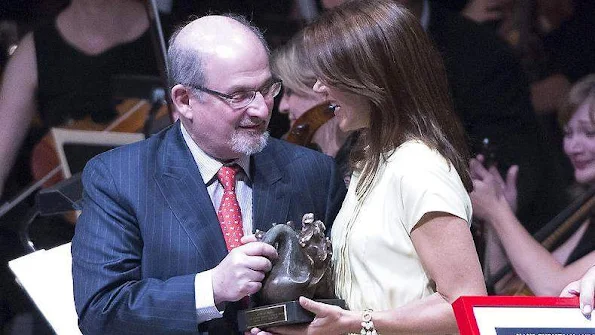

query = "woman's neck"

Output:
[[313, 118, 350, 157]]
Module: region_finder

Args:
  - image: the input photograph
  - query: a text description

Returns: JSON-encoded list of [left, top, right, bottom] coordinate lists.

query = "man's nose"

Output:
[[245, 92, 271, 118]]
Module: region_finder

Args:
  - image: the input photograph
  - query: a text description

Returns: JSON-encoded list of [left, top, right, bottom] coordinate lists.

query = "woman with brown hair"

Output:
[[252, 0, 486, 334]]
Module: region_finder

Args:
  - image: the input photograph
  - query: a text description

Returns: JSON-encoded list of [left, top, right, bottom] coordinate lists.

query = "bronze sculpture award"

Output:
[[237, 213, 346, 331]]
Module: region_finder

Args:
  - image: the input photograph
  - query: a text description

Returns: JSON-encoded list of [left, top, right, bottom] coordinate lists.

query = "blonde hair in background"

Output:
[[271, 31, 317, 97], [559, 74, 595, 127]]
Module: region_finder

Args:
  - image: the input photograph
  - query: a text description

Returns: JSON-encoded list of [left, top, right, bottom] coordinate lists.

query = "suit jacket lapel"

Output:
[[251, 141, 292, 232], [154, 122, 228, 264], [154, 127, 292, 254]]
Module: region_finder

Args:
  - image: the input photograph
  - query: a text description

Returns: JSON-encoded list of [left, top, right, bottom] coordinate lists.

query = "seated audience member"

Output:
[[254, 1, 486, 334], [272, 32, 354, 183], [0, 0, 163, 198], [71, 13, 346, 334], [561, 264, 595, 318], [0, 1, 163, 332], [471, 74, 595, 296]]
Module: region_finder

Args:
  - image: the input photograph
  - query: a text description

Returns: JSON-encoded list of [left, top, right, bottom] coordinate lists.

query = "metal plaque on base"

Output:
[[238, 299, 345, 331]]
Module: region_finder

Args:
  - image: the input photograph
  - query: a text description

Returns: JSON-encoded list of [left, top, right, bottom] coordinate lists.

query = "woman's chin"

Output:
[[574, 171, 595, 185]]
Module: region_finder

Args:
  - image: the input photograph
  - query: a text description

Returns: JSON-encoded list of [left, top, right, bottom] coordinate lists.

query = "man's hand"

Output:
[[212, 241, 277, 304]]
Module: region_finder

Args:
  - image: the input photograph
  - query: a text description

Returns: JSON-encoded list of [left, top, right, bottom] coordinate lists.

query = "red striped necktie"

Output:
[[217, 165, 244, 251]]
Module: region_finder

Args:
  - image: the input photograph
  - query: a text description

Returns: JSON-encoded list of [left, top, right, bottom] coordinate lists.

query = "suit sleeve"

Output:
[[71, 156, 199, 335]]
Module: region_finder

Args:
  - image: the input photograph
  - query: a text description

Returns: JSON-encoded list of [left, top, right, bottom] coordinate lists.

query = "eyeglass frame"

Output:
[[185, 79, 283, 109]]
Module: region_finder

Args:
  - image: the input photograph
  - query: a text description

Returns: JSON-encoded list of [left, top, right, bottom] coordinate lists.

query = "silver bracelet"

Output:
[[361, 309, 377, 335]]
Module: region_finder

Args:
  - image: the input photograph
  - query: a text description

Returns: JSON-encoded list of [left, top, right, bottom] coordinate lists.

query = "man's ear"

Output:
[[171, 84, 193, 119]]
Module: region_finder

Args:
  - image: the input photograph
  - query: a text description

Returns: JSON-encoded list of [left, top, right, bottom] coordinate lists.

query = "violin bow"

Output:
[[143, 0, 173, 127]]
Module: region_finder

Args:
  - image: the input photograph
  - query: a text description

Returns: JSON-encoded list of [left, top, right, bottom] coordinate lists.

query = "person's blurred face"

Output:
[[278, 88, 326, 127], [563, 101, 595, 185], [312, 80, 370, 132]]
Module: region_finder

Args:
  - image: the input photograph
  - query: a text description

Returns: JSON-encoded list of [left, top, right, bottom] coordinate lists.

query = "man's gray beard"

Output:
[[230, 130, 270, 155]]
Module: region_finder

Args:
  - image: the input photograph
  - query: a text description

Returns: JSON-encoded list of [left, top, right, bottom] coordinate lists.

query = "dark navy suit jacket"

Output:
[[71, 121, 346, 334]]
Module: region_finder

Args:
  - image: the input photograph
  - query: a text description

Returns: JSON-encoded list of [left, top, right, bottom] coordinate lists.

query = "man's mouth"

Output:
[[239, 123, 265, 131]]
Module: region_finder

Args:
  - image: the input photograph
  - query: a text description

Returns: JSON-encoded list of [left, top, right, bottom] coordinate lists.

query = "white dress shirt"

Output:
[[180, 123, 253, 322]]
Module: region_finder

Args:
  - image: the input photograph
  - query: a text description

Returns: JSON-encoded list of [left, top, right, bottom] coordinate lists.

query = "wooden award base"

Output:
[[237, 299, 346, 331]]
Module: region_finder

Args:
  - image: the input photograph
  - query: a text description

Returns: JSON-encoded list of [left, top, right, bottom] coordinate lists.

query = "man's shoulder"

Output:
[[262, 137, 334, 163]]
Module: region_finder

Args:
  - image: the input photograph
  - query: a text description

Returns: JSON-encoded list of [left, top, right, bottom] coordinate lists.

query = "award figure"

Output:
[[237, 213, 345, 331]]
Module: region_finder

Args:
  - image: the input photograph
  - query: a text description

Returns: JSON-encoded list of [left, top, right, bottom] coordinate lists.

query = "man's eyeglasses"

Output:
[[187, 80, 283, 109]]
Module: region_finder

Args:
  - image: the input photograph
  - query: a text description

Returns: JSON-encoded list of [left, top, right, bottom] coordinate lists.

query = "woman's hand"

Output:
[[470, 155, 518, 219], [298, 297, 356, 334], [561, 265, 595, 318], [250, 297, 357, 335]]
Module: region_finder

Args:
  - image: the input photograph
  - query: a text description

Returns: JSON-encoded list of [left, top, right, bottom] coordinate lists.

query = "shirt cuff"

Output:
[[195, 270, 224, 323]]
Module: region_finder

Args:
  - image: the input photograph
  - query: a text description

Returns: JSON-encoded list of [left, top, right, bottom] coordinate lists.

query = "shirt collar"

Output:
[[180, 122, 251, 184]]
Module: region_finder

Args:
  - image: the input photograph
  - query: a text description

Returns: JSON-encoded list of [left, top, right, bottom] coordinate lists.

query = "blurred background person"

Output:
[[272, 32, 354, 184], [0, 0, 163, 200], [470, 74, 595, 296]]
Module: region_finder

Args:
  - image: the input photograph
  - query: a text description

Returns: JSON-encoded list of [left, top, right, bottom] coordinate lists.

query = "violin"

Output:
[[285, 103, 336, 147], [0, 99, 170, 224], [30, 99, 169, 188]]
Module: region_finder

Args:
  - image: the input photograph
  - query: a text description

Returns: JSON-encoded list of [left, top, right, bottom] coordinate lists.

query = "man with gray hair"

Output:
[[71, 14, 346, 334]]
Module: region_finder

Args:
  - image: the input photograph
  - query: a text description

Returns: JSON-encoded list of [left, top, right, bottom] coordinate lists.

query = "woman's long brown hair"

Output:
[[301, 0, 472, 196]]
